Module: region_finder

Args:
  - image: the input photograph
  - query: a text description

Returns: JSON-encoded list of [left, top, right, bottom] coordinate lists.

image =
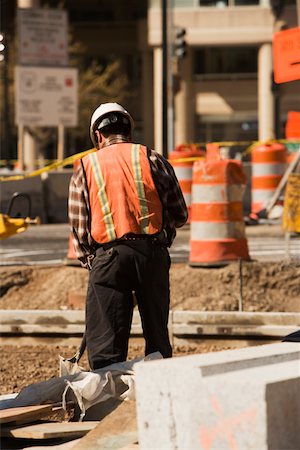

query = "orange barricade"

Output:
[[169, 144, 205, 222], [64, 234, 81, 266], [285, 111, 300, 139], [189, 144, 250, 267], [251, 143, 287, 214]]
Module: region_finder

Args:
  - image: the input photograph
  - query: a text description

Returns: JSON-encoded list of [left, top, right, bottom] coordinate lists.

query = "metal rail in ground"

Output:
[[0, 310, 299, 342]]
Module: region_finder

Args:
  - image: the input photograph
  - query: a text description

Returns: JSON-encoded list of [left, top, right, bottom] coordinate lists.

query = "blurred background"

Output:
[[0, 1, 299, 223], [1, 1, 299, 163]]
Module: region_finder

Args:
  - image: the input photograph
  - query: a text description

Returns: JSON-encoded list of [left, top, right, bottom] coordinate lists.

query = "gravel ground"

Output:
[[0, 260, 299, 394]]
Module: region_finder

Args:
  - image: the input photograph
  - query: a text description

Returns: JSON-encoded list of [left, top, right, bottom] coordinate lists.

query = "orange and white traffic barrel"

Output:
[[169, 144, 205, 222], [189, 144, 250, 266], [251, 143, 287, 214]]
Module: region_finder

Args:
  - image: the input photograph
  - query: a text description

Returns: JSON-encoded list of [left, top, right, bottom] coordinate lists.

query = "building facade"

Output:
[[2, 0, 299, 162], [148, 0, 300, 153]]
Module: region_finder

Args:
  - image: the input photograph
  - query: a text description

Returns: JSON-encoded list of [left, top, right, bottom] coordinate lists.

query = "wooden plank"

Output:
[[71, 400, 137, 450], [25, 439, 82, 450], [0, 405, 55, 424], [1, 421, 99, 439], [118, 444, 139, 450]]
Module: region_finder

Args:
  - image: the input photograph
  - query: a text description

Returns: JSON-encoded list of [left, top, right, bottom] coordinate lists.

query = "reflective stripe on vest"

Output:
[[83, 143, 162, 244], [131, 144, 150, 234], [89, 152, 116, 241]]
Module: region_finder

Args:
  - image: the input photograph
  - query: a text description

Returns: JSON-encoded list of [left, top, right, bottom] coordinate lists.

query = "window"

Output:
[[234, 1, 259, 5], [198, 0, 261, 5], [194, 46, 258, 77], [195, 117, 258, 148], [199, 1, 228, 6]]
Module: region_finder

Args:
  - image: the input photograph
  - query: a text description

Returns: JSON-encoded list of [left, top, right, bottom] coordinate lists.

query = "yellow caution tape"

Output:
[[0, 148, 96, 182], [169, 156, 205, 163], [1, 139, 299, 183]]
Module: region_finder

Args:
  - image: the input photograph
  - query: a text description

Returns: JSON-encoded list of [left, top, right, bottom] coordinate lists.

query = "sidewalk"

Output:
[[245, 221, 285, 237], [178, 220, 286, 239]]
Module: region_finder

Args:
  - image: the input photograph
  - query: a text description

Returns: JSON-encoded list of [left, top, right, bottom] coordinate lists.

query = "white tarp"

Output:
[[0, 353, 162, 421]]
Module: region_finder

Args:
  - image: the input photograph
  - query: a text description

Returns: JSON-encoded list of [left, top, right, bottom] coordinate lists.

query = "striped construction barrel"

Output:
[[189, 147, 250, 266], [251, 143, 287, 214], [169, 145, 204, 221]]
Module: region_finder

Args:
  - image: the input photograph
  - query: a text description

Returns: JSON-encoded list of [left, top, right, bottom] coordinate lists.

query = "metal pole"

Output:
[[238, 258, 243, 312], [17, 124, 24, 171], [17, 0, 39, 171], [57, 123, 65, 169], [162, 0, 168, 159], [167, 0, 174, 153], [272, 72, 281, 139]]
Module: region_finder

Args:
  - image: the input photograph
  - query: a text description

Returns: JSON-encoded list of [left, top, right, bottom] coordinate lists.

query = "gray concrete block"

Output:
[[42, 170, 73, 223], [136, 342, 300, 378], [173, 311, 300, 338], [135, 343, 300, 449]]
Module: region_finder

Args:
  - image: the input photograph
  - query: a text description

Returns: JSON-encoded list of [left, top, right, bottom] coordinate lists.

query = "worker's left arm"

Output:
[[148, 150, 188, 245], [68, 163, 92, 265]]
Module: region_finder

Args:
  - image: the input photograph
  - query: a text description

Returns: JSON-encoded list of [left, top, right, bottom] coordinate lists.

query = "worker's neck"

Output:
[[101, 135, 130, 148]]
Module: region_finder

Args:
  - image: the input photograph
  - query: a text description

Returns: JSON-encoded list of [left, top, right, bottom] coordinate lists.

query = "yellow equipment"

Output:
[[0, 192, 40, 240], [282, 173, 300, 233]]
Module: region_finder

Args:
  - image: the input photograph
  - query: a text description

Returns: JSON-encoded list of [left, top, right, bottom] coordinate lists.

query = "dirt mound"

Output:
[[170, 261, 300, 312], [1, 261, 299, 312], [0, 341, 236, 395]]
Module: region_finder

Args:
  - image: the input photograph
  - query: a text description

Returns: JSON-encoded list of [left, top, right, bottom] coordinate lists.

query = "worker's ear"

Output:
[[95, 130, 102, 149]]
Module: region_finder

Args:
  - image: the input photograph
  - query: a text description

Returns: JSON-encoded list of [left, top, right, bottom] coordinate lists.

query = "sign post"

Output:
[[16, 7, 77, 169], [17, 8, 68, 67], [15, 66, 78, 127]]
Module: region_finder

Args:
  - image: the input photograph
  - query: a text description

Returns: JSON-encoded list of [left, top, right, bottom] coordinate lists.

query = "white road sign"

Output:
[[15, 66, 78, 127], [17, 8, 68, 66]]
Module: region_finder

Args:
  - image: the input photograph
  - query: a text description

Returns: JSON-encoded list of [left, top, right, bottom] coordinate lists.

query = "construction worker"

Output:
[[68, 102, 188, 370]]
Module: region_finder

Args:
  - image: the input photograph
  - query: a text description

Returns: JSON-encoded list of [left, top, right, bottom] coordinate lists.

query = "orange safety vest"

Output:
[[82, 143, 163, 244]]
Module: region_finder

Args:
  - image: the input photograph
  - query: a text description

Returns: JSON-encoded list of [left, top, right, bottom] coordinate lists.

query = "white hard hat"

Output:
[[90, 102, 134, 146]]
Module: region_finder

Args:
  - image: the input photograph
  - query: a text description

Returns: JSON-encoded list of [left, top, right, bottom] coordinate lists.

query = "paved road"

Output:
[[0, 223, 299, 266]]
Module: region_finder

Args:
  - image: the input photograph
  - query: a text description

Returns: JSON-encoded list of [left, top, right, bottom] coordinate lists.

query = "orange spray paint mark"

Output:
[[199, 395, 257, 450]]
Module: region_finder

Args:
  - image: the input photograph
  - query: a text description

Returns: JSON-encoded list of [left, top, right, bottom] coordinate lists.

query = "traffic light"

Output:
[[0, 33, 5, 62], [174, 27, 187, 59]]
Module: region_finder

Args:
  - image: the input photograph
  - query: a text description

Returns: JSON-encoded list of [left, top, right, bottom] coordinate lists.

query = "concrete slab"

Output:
[[134, 342, 300, 377], [42, 171, 72, 223], [173, 311, 300, 338], [134, 343, 300, 450], [1, 311, 298, 339]]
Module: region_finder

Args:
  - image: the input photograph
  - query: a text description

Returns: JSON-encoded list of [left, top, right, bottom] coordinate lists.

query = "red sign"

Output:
[[273, 27, 300, 84]]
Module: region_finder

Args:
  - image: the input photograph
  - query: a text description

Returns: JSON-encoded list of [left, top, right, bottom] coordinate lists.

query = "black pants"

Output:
[[85, 241, 172, 370]]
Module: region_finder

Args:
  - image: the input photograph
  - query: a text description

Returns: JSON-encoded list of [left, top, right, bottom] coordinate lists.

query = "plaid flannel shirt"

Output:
[[68, 147, 188, 262]]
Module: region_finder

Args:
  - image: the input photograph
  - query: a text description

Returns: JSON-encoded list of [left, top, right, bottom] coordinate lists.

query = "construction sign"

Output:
[[15, 66, 78, 127], [273, 27, 300, 84]]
